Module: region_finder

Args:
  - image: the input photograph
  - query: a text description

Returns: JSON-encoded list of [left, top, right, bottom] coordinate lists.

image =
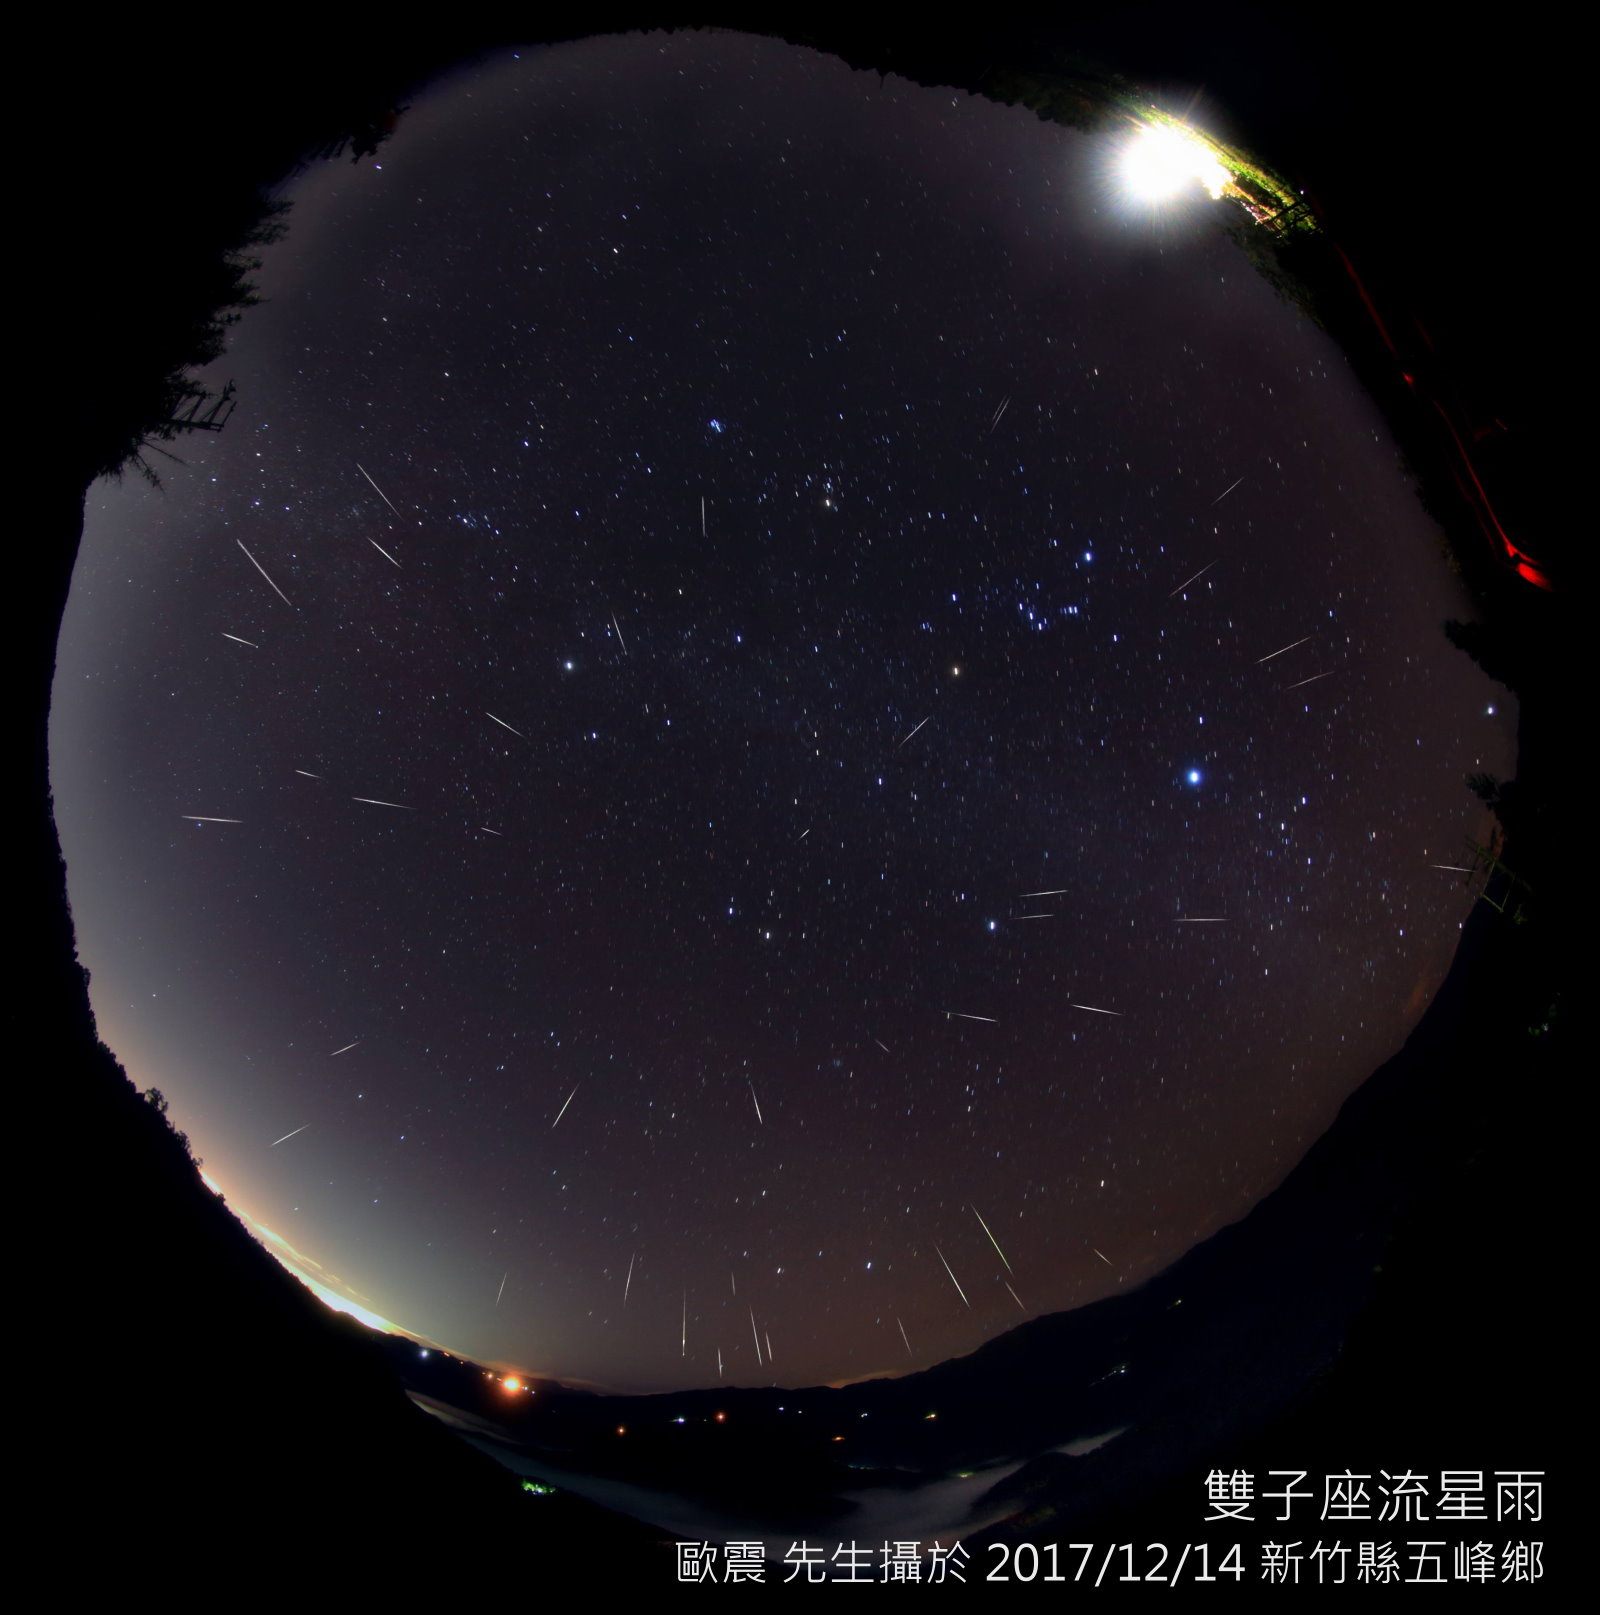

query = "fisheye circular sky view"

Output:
[[53, 31, 1510, 1391]]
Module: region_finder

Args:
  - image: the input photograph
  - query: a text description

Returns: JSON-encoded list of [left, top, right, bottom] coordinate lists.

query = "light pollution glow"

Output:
[[202, 1170, 414, 1337]]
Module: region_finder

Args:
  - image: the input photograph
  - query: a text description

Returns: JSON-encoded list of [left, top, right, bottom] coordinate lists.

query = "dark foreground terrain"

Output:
[[373, 884, 1560, 1544]]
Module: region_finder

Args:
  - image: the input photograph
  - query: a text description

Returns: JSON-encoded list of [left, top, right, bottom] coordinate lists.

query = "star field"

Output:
[[52, 32, 1513, 1390]]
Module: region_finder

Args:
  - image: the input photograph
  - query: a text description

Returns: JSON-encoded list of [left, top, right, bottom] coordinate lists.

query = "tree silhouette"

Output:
[[141, 1085, 198, 1163], [103, 201, 289, 488], [1444, 618, 1520, 694]]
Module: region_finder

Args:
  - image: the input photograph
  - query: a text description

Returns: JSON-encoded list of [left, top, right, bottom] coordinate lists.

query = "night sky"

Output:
[[52, 32, 1511, 1391]]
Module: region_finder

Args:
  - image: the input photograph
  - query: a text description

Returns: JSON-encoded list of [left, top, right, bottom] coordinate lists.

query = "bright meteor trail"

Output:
[[934, 1244, 971, 1308], [970, 1204, 1014, 1274], [1168, 559, 1217, 598], [1256, 633, 1314, 664], [235, 540, 294, 608], [356, 462, 404, 518]]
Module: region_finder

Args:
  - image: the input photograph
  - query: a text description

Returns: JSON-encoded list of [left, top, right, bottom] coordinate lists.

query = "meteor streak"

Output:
[[896, 714, 933, 749], [551, 1084, 579, 1129], [1168, 559, 1216, 598], [1255, 633, 1314, 664], [1021, 888, 1069, 897], [624, 1252, 635, 1304], [352, 797, 412, 810], [236, 540, 294, 607], [1174, 917, 1228, 923], [295, 769, 324, 780], [946, 1011, 997, 1024], [329, 1041, 361, 1056], [934, 1244, 971, 1308], [497, 1272, 508, 1307], [898, 1317, 913, 1357], [367, 537, 402, 569], [182, 814, 242, 823], [221, 633, 259, 648], [356, 462, 404, 518], [611, 611, 628, 655], [1071, 1003, 1123, 1017], [1211, 475, 1245, 505], [1284, 669, 1336, 691], [749, 1305, 763, 1363], [1005, 1281, 1026, 1311], [970, 1204, 1014, 1274], [485, 711, 525, 738], [1092, 1247, 1114, 1267], [749, 1082, 763, 1125], [270, 1123, 310, 1147]]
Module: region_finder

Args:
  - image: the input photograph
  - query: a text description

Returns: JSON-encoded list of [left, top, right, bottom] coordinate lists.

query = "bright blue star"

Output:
[[707, 418, 724, 434], [1185, 768, 1203, 786]]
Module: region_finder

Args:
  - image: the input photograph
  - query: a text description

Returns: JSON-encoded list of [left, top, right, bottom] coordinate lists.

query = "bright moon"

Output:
[[1119, 122, 1228, 202]]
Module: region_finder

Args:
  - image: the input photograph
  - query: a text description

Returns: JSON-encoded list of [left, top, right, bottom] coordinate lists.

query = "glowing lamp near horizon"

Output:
[[1119, 122, 1228, 204], [502, 1376, 524, 1393]]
